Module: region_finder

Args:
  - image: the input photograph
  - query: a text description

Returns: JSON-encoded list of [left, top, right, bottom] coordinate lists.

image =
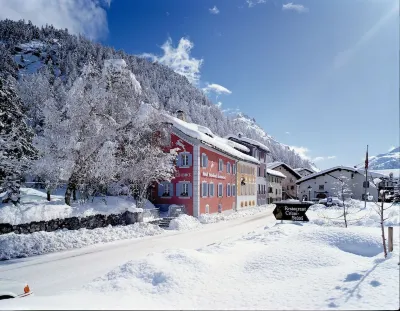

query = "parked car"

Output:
[[0, 278, 32, 300], [318, 197, 344, 207]]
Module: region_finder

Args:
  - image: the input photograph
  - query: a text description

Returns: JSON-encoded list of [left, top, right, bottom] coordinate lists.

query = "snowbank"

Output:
[[198, 205, 272, 224], [0, 222, 163, 260], [308, 200, 400, 228], [0, 188, 155, 225], [3, 223, 398, 310], [168, 214, 201, 231]]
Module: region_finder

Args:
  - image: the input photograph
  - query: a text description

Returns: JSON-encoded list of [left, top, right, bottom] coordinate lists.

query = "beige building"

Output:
[[267, 162, 302, 199], [237, 160, 258, 209], [266, 169, 286, 203]]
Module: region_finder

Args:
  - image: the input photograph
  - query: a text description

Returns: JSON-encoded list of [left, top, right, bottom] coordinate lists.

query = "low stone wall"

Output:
[[0, 211, 143, 235]]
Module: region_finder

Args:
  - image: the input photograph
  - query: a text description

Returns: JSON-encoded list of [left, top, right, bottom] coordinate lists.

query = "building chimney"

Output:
[[176, 110, 186, 122]]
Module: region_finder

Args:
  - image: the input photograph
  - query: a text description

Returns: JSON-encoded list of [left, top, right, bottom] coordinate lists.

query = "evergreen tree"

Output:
[[0, 76, 36, 204]]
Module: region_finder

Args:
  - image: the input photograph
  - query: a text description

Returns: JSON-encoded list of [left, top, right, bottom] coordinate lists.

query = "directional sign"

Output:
[[273, 201, 312, 222]]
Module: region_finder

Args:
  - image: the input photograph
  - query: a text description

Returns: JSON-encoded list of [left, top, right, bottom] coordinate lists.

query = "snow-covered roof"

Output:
[[266, 169, 286, 178], [163, 114, 260, 164], [296, 166, 361, 184], [294, 167, 314, 173], [225, 134, 270, 152], [266, 162, 302, 179]]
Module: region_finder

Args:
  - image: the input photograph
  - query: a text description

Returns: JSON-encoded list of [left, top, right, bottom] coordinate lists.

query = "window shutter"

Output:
[[205, 155, 208, 167], [170, 183, 174, 196], [188, 183, 193, 197], [176, 183, 181, 196], [188, 154, 192, 167], [176, 154, 182, 167], [158, 183, 164, 196]]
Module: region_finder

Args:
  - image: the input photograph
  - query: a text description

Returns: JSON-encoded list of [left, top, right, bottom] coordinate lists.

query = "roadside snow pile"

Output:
[[199, 205, 272, 224], [3, 223, 397, 309], [168, 214, 201, 231], [308, 200, 400, 227], [0, 222, 163, 260], [0, 188, 155, 225]]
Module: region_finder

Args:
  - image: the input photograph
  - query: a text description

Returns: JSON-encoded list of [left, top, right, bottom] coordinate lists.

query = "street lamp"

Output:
[[307, 186, 312, 202]]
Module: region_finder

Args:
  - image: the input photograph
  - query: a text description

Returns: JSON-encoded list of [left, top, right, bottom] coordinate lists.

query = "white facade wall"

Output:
[[298, 169, 378, 201]]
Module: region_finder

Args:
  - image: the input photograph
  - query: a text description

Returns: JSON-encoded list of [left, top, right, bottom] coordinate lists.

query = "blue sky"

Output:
[[1, 0, 398, 169]]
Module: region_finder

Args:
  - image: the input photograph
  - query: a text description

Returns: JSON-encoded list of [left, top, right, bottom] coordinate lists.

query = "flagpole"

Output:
[[364, 145, 368, 209]]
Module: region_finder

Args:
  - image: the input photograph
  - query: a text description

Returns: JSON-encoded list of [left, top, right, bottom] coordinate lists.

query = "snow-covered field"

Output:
[[1, 221, 398, 310], [0, 187, 155, 225]]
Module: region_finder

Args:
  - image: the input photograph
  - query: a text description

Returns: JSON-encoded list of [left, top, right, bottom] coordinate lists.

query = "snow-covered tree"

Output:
[[0, 76, 36, 204]]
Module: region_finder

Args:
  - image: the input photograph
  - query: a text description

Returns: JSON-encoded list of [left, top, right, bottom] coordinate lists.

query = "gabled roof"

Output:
[[266, 162, 302, 179], [225, 134, 270, 152], [294, 167, 314, 174], [266, 169, 286, 178], [163, 114, 260, 165], [296, 166, 361, 184]]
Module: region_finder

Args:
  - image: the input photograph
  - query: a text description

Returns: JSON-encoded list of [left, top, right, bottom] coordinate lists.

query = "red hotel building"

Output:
[[152, 112, 259, 217]]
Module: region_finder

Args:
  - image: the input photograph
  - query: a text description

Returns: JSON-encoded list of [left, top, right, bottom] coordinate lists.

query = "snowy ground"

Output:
[[1, 219, 398, 310], [0, 187, 155, 225]]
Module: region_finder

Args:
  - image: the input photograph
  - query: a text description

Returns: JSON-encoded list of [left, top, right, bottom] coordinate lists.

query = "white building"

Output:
[[296, 166, 378, 201], [266, 169, 286, 203]]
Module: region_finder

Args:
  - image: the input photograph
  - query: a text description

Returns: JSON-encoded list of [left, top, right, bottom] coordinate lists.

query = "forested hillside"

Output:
[[0, 19, 314, 173]]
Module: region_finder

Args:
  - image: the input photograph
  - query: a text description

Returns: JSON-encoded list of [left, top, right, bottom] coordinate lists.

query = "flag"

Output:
[[365, 146, 368, 169]]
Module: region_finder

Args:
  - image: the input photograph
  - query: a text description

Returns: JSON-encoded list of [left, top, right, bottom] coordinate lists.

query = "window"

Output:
[[218, 159, 223, 171], [275, 189, 278, 195], [201, 153, 208, 167], [159, 182, 173, 197], [319, 185, 324, 190], [258, 184, 261, 194], [218, 183, 223, 197], [233, 164, 237, 174], [232, 184, 236, 196], [209, 183, 214, 197], [202, 182, 208, 197], [227, 162, 231, 174], [269, 187, 273, 193], [291, 185, 294, 190], [181, 153, 189, 166], [178, 182, 191, 197], [258, 167, 261, 177], [177, 152, 192, 167], [227, 184, 231, 197]]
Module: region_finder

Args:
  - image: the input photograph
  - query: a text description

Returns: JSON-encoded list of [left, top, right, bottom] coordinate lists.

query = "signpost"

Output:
[[273, 201, 313, 222]]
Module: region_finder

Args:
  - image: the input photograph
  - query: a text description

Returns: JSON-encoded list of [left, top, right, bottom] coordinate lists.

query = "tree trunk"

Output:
[[65, 177, 77, 206], [73, 186, 77, 201], [380, 192, 387, 258], [47, 189, 51, 201], [342, 185, 347, 228]]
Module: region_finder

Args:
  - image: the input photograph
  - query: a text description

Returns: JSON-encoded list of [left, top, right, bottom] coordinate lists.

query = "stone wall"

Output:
[[0, 211, 143, 235]]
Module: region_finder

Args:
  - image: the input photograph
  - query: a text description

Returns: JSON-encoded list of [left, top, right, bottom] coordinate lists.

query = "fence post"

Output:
[[388, 227, 394, 252]]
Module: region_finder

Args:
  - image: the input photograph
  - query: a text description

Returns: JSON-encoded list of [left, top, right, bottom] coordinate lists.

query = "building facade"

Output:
[[267, 162, 302, 200], [236, 160, 258, 209], [266, 169, 286, 203], [153, 113, 259, 217], [226, 134, 270, 206], [296, 166, 379, 201]]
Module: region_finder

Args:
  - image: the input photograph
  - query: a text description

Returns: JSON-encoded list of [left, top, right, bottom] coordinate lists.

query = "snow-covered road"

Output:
[[0, 208, 275, 296]]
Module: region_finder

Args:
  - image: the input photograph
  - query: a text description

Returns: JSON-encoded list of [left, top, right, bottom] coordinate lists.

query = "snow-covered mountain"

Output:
[[0, 19, 314, 170], [357, 147, 400, 171]]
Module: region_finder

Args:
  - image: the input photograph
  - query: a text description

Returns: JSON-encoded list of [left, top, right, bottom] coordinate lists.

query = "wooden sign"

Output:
[[273, 201, 312, 222]]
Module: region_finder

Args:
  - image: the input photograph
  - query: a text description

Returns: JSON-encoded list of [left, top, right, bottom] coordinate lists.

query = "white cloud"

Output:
[[209, 6, 220, 14], [285, 131, 290, 135], [282, 2, 308, 13], [0, 0, 111, 40], [388, 146, 395, 152], [334, 2, 398, 69], [216, 102, 223, 108], [246, 0, 266, 8], [312, 155, 336, 162], [141, 37, 203, 85], [288, 146, 310, 160], [203, 83, 232, 95]]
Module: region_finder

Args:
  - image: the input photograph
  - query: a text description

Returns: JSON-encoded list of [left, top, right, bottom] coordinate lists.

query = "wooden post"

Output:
[[388, 227, 394, 252]]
